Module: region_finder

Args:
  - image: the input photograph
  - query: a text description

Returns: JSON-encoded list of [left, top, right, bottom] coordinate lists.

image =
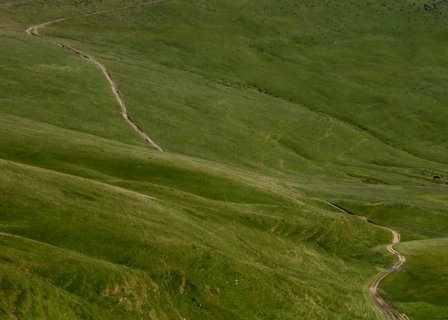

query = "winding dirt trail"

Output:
[[26, 1, 164, 151], [326, 202, 409, 320]]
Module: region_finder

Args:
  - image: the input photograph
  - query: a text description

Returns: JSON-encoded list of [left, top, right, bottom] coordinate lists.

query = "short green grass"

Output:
[[1, 0, 448, 319]]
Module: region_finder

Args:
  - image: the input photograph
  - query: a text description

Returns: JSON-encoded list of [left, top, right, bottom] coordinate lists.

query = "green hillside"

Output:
[[1, 0, 447, 319]]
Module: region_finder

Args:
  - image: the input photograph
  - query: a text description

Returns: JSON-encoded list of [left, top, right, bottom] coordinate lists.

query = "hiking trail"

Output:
[[326, 202, 409, 320], [26, 1, 164, 151]]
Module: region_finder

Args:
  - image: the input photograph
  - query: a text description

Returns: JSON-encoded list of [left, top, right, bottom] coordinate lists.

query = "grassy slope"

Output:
[[42, 0, 448, 167], [1, 0, 448, 319], [0, 122, 392, 319]]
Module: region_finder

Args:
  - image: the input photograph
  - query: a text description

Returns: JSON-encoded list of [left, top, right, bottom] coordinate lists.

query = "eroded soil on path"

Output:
[[26, 1, 164, 151], [327, 202, 409, 320]]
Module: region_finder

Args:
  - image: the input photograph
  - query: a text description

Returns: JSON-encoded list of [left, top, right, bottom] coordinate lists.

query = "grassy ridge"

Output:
[[0, 111, 391, 318], [0, 154, 389, 319], [1, 0, 448, 318]]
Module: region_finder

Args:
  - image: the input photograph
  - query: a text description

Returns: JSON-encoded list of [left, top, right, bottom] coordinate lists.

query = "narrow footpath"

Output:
[[26, 1, 164, 151], [326, 202, 409, 320]]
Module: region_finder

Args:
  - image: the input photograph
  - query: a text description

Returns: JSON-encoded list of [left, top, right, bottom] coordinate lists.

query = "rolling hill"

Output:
[[1, 0, 447, 319]]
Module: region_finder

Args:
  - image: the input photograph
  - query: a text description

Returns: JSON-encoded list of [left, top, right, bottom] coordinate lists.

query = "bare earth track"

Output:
[[26, 1, 164, 151], [327, 202, 409, 320]]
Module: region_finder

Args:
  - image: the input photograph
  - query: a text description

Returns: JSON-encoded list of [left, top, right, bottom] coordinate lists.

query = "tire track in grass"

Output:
[[326, 202, 409, 320], [26, 1, 164, 151]]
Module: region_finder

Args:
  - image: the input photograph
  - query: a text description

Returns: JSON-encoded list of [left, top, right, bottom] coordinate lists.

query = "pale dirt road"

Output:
[[368, 227, 409, 320], [26, 1, 164, 151], [326, 202, 409, 320]]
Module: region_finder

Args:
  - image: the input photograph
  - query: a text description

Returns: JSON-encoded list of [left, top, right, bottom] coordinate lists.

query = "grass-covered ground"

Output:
[[1, 0, 448, 319]]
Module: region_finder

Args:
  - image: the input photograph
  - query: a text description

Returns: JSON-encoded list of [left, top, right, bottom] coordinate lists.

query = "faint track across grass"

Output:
[[25, 1, 164, 151], [326, 202, 409, 320]]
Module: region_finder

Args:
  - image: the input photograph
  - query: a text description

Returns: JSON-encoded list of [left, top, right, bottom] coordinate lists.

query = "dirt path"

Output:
[[26, 1, 164, 151], [326, 202, 409, 320]]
